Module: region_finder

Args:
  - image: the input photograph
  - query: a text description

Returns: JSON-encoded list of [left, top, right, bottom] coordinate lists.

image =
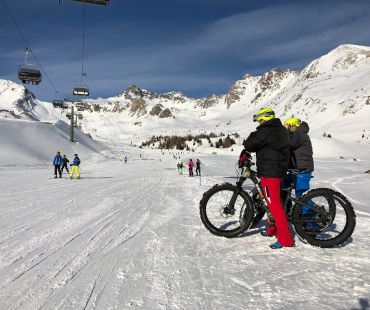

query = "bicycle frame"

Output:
[[226, 166, 330, 226]]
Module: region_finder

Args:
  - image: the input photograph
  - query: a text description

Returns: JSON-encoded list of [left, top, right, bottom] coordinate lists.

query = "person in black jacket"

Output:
[[284, 117, 316, 228], [61, 155, 70, 175], [284, 118, 314, 195], [284, 118, 314, 175], [243, 108, 294, 249]]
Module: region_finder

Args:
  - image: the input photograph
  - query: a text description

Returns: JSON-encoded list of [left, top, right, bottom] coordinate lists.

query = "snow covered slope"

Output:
[[1, 44, 370, 158], [64, 44, 370, 149], [0, 146, 369, 309], [0, 80, 64, 122], [0, 119, 104, 165]]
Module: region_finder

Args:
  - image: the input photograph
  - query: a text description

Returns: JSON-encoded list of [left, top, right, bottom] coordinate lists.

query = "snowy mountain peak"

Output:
[[0, 79, 37, 120], [302, 44, 370, 79], [1, 44, 370, 146]]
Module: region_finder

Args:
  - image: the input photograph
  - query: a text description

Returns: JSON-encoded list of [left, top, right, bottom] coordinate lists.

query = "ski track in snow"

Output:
[[0, 151, 369, 310]]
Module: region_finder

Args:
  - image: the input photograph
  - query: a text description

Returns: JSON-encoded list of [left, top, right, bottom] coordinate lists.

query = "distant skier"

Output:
[[188, 159, 194, 177], [124, 156, 128, 163], [52, 151, 63, 178], [70, 154, 81, 179], [177, 160, 184, 175], [61, 155, 70, 174], [195, 159, 201, 176]]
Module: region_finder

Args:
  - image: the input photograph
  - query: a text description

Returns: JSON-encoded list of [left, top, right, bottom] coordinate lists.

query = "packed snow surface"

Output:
[[0, 145, 369, 310]]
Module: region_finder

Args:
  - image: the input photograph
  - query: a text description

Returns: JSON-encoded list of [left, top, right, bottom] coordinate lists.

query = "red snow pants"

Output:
[[260, 177, 294, 247]]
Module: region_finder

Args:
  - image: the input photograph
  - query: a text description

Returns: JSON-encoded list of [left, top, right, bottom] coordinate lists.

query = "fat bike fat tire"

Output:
[[292, 188, 356, 248], [199, 183, 254, 238]]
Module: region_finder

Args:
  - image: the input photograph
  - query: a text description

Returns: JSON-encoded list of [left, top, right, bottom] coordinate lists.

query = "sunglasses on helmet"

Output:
[[253, 111, 274, 122]]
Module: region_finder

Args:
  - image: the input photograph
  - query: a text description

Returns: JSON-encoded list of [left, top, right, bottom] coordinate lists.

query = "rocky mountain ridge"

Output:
[[1, 44, 370, 145]]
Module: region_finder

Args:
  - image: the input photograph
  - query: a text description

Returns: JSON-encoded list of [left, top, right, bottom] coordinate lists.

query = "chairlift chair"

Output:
[[53, 99, 65, 108], [18, 47, 42, 85], [75, 102, 86, 108], [18, 64, 42, 85], [71, 0, 109, 5], [73, 86, 89, 96], [78, 113, 83, 120]]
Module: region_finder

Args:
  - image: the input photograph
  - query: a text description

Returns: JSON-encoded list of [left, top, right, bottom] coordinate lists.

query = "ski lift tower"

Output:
[[70, 105, 75, 142], [69, 104, 83, 142]]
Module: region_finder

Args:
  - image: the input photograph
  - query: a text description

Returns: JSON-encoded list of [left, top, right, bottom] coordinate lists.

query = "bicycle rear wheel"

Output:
[[199, 183, 254, 238], [292, 188, 356, 248]]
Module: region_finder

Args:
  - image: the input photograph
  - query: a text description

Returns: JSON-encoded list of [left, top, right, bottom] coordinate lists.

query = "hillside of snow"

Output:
[[0, 145, 369, 309], [25, 44, 370, 152], [0, 119, 104, 165], [1, 44, 370, 162], [0, 44, 370, 309]]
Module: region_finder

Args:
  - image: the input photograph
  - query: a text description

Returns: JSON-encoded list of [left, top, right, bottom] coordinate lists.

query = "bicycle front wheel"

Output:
[[199, 183, 254, 238], [292, 188, 356, 248]]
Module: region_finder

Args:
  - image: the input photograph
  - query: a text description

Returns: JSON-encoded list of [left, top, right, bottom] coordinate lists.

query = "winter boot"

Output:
[[269, 241, 295, 249], [269, 242, 283, 249]]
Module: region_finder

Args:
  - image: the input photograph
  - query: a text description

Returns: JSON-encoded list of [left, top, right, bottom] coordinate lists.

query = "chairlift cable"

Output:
[[81, 2, 86, 85], [1, 0, 59, 93]]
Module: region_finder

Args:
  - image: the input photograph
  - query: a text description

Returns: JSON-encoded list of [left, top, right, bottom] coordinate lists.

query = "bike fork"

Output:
[[224, 186, 242, 215]]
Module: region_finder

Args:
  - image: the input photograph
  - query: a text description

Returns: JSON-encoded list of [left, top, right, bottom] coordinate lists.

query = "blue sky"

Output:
[[1, 0, 370, 100]]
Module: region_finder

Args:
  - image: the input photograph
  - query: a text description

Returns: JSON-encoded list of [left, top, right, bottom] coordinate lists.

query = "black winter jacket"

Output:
[[243, 118, 290, 178], [289, 121, 314, 172]]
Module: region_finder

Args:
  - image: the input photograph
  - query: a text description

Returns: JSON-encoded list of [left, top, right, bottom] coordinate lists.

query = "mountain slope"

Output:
[[0, 118, 104, 165], [1, 44, 370, 152]]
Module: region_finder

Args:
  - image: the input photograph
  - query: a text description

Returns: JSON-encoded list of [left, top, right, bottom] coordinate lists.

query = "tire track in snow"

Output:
[[3, 172, 165, 309]]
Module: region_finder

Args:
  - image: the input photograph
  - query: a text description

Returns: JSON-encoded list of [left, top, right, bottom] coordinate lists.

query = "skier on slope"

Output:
[[188, 159, 194, 177], [243, 108, 294, 249], [70, 154, 81, 179], [52, 151, 63, 178], [61, 155, 70, 175], [177, 160, 184, 175], [195, 159, 201, 176]]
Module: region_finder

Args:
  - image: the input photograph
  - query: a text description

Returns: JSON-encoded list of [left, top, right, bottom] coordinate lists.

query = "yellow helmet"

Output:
[[253, 108, 275, 122], [284, 117, 301, 128]]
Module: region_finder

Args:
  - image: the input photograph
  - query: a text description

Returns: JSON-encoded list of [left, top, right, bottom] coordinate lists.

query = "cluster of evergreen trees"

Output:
[[141, 132, 238, 150]]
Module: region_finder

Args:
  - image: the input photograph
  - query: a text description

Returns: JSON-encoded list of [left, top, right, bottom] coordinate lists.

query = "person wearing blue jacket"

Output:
[[70, 154, 81, 179], [53, 151, 63, 178]]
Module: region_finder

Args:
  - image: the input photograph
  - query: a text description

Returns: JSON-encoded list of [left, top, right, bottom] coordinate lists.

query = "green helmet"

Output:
[[253, 108, 275, 122], [284, 117, 301, 128]]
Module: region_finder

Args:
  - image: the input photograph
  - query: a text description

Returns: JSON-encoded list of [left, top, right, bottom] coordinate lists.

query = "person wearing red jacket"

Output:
[[243, 108, 295, 249], [188, 159, 194, 177]]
